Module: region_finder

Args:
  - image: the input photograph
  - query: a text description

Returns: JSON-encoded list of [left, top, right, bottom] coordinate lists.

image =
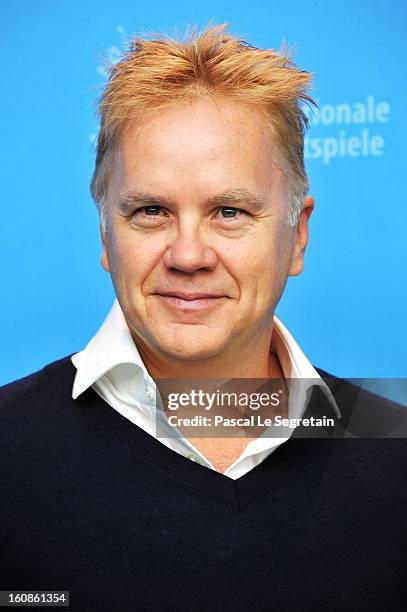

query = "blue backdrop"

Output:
[[1, 0, 406, 402]]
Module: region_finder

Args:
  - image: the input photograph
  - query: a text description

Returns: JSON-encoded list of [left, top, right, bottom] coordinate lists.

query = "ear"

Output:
[[100, 223, 110, 273], [288, 196, 315, 277]]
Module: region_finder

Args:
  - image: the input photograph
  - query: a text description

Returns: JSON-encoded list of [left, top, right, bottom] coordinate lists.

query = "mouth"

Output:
[[153, 292, 227, 312]]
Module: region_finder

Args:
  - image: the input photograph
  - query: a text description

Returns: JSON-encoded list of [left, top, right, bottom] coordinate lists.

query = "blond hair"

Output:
[[90, 24, 315, 228]]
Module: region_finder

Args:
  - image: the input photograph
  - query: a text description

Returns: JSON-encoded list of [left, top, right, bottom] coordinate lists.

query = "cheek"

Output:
[[109, 231, 165, 288], [220, 240, 273, 298], [241, 236, 292, 300]]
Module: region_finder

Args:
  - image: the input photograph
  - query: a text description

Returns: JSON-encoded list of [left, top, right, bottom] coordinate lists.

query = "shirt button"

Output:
[[146, 388, 154, 401], [188, 454, 202, 465]]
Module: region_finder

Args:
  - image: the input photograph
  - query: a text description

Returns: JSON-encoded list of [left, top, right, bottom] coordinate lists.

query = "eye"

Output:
[[216, 207, 243, 219], [141, 205, 162, 216], [130, 205, 169, 227], [132, 205, 168, 219]]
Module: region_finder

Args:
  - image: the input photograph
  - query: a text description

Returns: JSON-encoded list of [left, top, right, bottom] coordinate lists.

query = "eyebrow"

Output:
[[117, 189, 266, 215]]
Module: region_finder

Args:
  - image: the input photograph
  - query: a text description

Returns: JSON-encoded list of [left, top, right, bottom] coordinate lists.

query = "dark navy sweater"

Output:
[[1, 356, 406, 611]]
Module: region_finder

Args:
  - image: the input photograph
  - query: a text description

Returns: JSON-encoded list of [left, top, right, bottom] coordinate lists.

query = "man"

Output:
[[1, 25, 406, 611]]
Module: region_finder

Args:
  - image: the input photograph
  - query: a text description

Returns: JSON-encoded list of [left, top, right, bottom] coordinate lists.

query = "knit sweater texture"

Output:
[[1, 356, 406, 611]]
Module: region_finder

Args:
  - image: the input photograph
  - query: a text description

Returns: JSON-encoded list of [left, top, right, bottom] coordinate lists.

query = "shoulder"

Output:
[[302, 369, 407, 493], [0, 356, 87, 494], [0, 355, 77, 417], [314, 367, 407, 437], [0, 356, 82, 463]]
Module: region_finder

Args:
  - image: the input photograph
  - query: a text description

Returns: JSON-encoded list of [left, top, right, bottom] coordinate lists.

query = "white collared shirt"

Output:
[[71, 300, 339, 479]]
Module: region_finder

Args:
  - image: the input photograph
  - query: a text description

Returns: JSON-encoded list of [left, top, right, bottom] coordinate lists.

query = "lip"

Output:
[[154, 292, 226, 311], [156, 292, 225, 300]]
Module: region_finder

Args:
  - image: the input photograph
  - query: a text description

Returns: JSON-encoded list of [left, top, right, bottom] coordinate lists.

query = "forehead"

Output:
[[112, 97, 279, 192], [120, 96, 274, 148], [106, 99, 291, 218]]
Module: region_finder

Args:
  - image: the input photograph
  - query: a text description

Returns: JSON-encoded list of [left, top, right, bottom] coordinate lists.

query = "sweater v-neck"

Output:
[[70, 368, 333, 511]]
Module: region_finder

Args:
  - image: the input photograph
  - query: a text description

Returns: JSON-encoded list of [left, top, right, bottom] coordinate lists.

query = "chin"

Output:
[[150, 324, 229, 362]]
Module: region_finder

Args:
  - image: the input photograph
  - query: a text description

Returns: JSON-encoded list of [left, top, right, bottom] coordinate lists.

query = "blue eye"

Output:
[[144, 206, 161, 216], [219, 207, 240, 218]]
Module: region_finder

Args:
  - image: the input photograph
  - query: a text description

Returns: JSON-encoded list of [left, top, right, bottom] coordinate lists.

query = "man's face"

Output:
[[101, 97, 310, 363]]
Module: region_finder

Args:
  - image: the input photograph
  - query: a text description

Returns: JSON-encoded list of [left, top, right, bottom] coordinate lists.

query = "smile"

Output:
[[154, 293, 226, 312]]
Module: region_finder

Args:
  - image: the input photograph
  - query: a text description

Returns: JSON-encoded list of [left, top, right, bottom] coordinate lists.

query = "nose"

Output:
[[162, 219, 218, 273]]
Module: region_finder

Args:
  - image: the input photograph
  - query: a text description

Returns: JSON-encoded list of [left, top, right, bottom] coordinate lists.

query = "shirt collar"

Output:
[[71, 299, 340, 418], [71, 300, 151, 400], [271, 316, 341, 418]]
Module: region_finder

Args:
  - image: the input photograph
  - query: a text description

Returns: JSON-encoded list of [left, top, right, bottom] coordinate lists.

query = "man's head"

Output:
[[90, 25, 316, 370]]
